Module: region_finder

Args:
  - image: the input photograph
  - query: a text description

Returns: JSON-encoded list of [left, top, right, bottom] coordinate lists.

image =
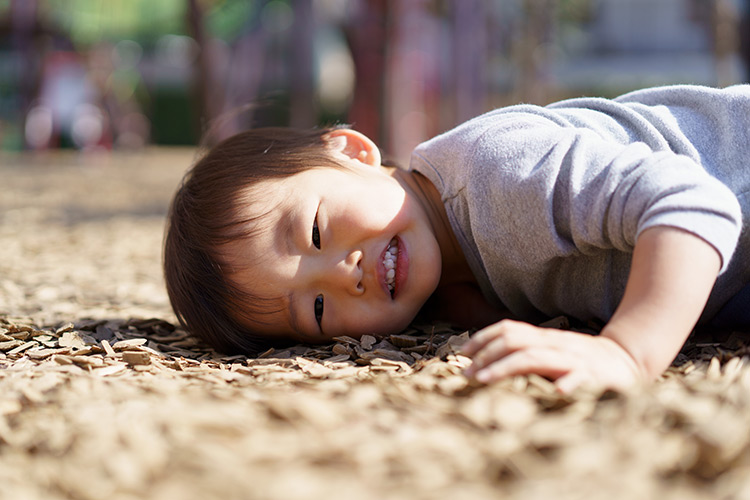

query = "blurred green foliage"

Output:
[[32, 0, 257, 47], [41, 0, 186, 46]]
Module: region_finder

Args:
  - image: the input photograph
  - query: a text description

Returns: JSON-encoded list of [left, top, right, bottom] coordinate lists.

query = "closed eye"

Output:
[[312, 213, 321, 249], [314, 294, 324, 330]]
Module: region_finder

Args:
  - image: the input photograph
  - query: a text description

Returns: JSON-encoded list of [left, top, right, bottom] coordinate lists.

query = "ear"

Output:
[[324, 129, 382, 167]]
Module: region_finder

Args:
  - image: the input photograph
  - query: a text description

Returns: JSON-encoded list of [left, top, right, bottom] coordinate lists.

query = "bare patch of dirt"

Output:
[[1, 150, 750, 500]]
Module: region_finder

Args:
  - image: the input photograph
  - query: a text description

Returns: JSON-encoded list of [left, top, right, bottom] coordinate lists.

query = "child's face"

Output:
[[224, 151, 443, 342]]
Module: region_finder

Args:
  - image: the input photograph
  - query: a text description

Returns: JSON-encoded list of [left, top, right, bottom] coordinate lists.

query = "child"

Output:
[[164, 84, 750, 392]]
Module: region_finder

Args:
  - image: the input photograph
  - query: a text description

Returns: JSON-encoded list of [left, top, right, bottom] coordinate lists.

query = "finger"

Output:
[[555, 371, 586, 395], [473, 348, 572, 384], [459, 323, 509, 357], [464, 336, 509, 376], [467, 329, 532, 374], [469, 325, 563, 372], [464, 326, 559, 377], [460, 319, 532, 356]]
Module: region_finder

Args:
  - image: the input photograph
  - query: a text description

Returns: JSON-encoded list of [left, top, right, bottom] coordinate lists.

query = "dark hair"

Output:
[[163, 127, 347, 355]]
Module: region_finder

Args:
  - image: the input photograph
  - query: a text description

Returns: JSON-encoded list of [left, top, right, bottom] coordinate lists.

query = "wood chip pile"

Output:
[[1, 151, 749, 500]]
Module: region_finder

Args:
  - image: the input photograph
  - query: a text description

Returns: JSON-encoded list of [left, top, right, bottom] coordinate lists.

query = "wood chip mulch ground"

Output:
[[2, 150, 750, 500]]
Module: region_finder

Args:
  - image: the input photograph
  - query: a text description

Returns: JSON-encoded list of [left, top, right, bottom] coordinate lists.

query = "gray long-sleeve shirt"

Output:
[[410, 84, 750, 325]]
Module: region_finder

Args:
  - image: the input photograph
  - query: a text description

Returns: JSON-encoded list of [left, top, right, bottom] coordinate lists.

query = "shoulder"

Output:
[[613, 83, 750, 104], [410, 106, 568, 179]]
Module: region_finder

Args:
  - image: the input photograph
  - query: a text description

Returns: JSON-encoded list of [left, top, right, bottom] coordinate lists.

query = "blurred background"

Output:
[[1, 0, 749, 163]]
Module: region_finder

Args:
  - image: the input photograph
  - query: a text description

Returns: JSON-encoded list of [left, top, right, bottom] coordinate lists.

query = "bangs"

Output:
[[216, 186, 293, 333]]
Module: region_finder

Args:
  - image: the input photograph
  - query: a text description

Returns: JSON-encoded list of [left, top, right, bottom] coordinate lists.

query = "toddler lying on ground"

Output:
[[164, 84, 750, 392]]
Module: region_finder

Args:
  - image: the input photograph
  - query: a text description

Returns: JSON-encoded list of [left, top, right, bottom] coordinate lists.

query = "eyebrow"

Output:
[[287, 290, 304, 335], [277, 210, 296, 256]]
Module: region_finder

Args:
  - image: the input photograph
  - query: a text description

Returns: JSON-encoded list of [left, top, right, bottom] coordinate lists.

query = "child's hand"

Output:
[[461, 319, 643, 394], [461, 227, 722, 394]]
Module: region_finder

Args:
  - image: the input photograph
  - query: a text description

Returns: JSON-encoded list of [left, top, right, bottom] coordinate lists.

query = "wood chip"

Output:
[[26, 347, 70, 360], [93, 364, 128, 377], [296, 357, 334, 378], [359, 349, 414, 364], [369, 358, 412, 372], [68, 355, 104, 367], [435, 333, 470, 359], [33, 334, 57, 347], [122, 351, 151, 366], [52, 355, 75, 366], [0, 340, 24, 352], [112, 338, 148, 351], [55, 322, 75, 334], [323, 354, 350, 364], [332, 343, 351, 355], [389, 334, 420, 348], [360, 335, 377, 350], [58, 331, 87, 349], [101, 339, 116, 356], [7, 341, 38, 355], [8, 330, 30, 341], [332, 335, 359, 345]]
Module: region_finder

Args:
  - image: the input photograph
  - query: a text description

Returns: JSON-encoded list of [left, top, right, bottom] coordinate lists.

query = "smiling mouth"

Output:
[[383, 238, 399, 297]]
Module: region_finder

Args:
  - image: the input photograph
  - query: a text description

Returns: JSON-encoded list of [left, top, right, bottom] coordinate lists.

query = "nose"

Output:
[[328, 249, 364, 295]]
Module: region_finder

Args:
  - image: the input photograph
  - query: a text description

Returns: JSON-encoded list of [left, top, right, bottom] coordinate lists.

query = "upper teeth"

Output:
[[384, 238, 398, 291]]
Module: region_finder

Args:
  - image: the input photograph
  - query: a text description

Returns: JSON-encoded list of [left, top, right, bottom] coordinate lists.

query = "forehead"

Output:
[[219, 177, 303, 337], [233, 166, 361, 237], [239, 167, 338, 212], [223, 178, 295, 280]]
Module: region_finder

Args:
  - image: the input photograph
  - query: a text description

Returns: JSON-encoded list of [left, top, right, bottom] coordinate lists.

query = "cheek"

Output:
[[344, 299, 421, 333], [340, 314, 412, 338], [355, 179, 406, 218], [340, 195, 404, 230]]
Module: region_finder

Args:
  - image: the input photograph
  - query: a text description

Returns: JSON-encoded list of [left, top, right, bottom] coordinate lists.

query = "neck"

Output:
[[394, 168, 475, 288]]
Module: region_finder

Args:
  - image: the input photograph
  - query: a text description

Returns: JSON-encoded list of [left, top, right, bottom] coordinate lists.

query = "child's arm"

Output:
[[461, 225, 721, 393]]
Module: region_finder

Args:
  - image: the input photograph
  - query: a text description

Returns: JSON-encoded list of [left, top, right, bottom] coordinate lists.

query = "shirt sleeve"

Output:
[[463, 112, 743, 274]]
